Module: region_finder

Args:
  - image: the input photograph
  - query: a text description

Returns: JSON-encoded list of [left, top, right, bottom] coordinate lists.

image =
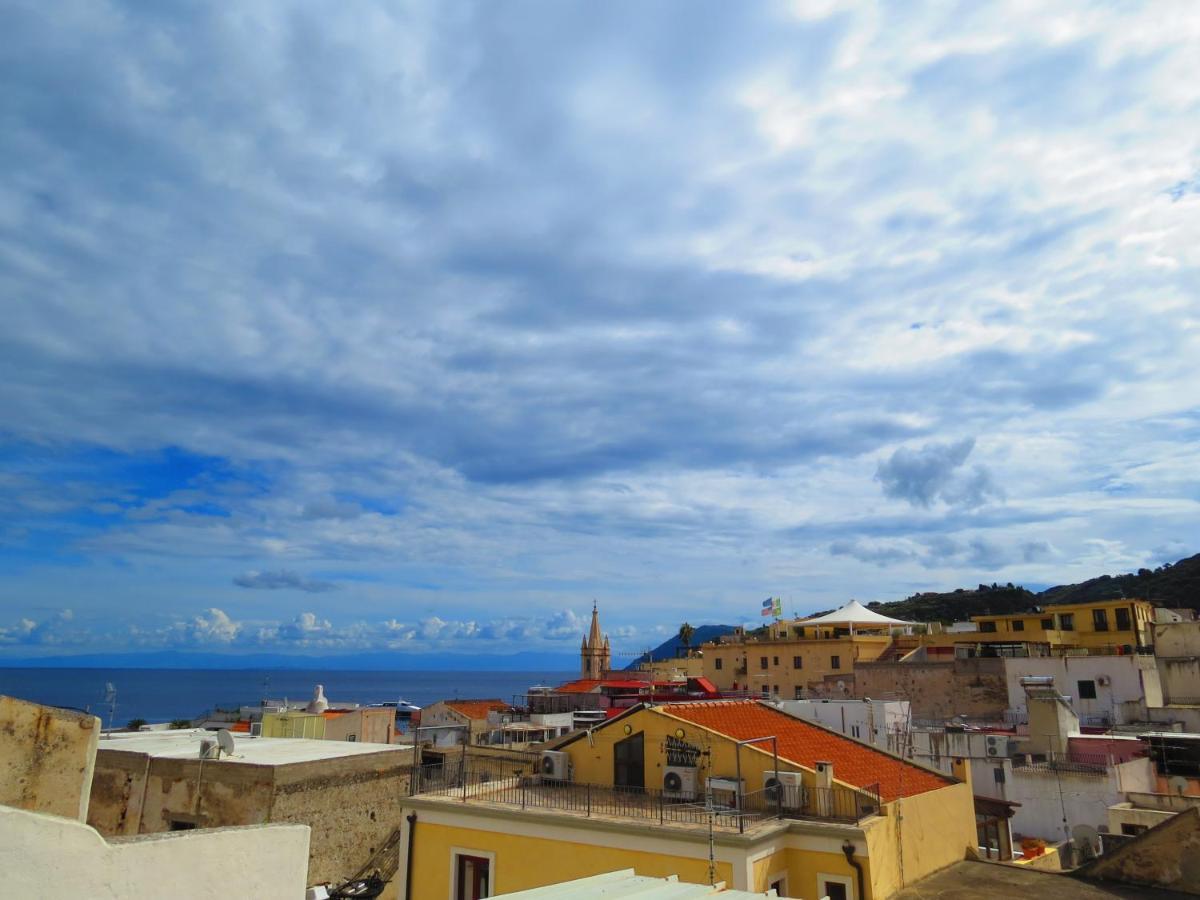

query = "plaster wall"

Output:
[[701, 637, 890, 696], [1004, 656, 1161, 724], [775, 699, 910, 752], [0, 694, 99, 821], [0, 804, 308, 900], [1009, 758, 1154, 841], [1154, 621, 1200, 656]]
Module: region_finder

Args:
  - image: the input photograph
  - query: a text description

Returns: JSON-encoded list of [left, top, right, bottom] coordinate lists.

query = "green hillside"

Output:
[[866, 553, 1198, 623]]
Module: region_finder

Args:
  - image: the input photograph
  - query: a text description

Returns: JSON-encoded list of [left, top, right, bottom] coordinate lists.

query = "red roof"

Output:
[[659, 701, 951, 802], [444, 699, 511, 720], [554, 680, 603, 694]]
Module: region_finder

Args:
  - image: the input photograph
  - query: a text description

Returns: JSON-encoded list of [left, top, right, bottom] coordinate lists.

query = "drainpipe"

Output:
[[404, 812, 418, 900], [842, 841, 865, 900]]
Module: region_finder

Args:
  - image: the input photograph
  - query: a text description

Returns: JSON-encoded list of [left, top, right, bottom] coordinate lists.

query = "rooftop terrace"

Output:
[[99, 730, 412, 764]]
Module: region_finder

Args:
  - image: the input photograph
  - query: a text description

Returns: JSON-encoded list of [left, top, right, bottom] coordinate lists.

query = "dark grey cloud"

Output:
[[875, 438, 1002, 509], [233, 570, 337, 593]]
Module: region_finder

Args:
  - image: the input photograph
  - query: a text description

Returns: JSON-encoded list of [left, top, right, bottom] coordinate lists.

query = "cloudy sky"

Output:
[[2, 1, 1198, 661]]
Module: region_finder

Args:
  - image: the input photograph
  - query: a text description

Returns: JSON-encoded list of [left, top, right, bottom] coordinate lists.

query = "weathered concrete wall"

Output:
[[1154, 621, 1200, 657], [1009, 758, 1154, 842], [1078, 806, 1200, 895], [89, 744, 411, 893], [1, 804, 309, 899], [1159, 657, 1200, 704], [271, 753, 411, 890], [0, 694, 99, 821], [853, 658, 1007, 719]]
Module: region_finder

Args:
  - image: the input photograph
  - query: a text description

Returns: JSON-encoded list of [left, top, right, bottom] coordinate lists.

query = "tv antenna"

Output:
[[104, 682, 117, 733]]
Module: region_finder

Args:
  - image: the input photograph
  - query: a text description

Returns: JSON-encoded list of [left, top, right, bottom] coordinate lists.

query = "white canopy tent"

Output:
[[797, 599, 914, 635]]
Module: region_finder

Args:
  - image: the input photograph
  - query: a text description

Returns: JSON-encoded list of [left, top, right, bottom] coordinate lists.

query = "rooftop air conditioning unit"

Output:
[[663, 766, 698, 800], [539, 750, 570, 781], [985, 735, 1007, 757], [762, 770, 804, 808]]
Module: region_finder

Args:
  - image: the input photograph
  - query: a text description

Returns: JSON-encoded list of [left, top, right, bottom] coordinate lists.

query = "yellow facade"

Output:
[[701, 635, 892, 697], [261, 710, 325, 739], [924, 598, 1156, 652], [400, 703, 977, 897]]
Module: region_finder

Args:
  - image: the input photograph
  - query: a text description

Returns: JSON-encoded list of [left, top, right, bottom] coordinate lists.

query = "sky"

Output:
[[2, 1, 1199, 662]]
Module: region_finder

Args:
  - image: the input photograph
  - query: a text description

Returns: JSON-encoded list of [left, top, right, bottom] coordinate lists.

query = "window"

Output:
[[761, 685, 770, 698], [979, 621, 997, 633], [1012, 620, 1024, 632], [851, 725, 861, 738], [1121, 823, 1148, 836], [1115, 608, 1132, 631], [830, 655, 841, 670], [773, 656, 780, 666], [1093, 609, 1109, 632], [774, 685, 780, 696], [454, 853, 492, 900], [1041, 618, 1053, 629], [169, 819, 197, 831], [347, 734, 357, 742], [794, 686, 804, 699], [793, 655, 802, 669], [993, 767, 1005, 784], [714, 658, 723, 670], [818, 875, 852, 900], [1078, 679, 1097, 699], [760, 656, 768, 670], [1060, 613, 1074, 631]]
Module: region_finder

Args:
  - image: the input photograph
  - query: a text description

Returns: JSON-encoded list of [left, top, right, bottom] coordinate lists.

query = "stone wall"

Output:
[[270, 753, 411, 890], [89, 745, 411, 893], [0, 694, 99, 821], [852, 658, 1008, 720]]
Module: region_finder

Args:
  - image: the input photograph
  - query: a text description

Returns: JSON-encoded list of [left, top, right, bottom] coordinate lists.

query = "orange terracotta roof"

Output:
[[444, 699, 511, 720], [554, 679, 603, 694], [658, 701, 951, 802]]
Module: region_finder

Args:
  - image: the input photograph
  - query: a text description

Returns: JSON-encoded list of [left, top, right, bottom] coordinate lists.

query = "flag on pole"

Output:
[[761, 597, 774, 616], [773, 597, 783, 617]]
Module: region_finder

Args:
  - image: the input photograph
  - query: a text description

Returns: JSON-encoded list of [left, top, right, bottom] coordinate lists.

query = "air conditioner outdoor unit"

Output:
[[663, 766, 698, 800], [539, 750, 570, 781], [985, 735, 1006, 757], [762, 770, 804, 807]]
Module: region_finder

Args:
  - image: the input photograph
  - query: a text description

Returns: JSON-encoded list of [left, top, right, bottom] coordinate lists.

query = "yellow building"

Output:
[[261, 707, 395, 744], [700, 601, 910, 699], [399, 699, 975, 899], [919, 599, 1157, 657]]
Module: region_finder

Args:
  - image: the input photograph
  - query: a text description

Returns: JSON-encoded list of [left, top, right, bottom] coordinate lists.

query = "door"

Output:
[[613, 731, 645, 790], [455, 854, 491, 900]]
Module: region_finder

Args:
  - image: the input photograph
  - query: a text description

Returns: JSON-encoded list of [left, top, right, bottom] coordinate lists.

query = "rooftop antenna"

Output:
[[216, 729, 236, 759], [104, 682, 117, 733]]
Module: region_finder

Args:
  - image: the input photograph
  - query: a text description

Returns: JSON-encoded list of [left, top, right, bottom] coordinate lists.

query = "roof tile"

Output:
[[658, 700, 951, 802]]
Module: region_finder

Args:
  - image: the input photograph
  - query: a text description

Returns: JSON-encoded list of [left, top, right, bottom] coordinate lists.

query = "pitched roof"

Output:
[[554, 679, 603, 694], [443, 699, 511, 720], [657, 700, 951, 802]]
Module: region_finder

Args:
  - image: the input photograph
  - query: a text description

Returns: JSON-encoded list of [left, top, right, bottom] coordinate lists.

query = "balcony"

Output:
[[410, 764, 879, 832]]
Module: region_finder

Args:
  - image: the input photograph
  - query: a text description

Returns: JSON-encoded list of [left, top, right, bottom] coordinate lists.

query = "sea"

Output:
[[0, 668, 575, 725]]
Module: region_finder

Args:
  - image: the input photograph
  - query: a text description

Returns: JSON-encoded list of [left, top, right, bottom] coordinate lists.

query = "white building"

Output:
[[1003, 654, 1162, 726], [772, 698, 910, 754]]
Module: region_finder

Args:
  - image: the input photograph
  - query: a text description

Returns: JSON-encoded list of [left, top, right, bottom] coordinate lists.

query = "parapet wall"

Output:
[[0, 694, 100, 821], [853, 658, 1007, 720]]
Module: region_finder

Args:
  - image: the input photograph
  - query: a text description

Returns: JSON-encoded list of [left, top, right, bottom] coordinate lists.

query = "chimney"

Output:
[[951, 756, 972, 786], [814, 760, 834, 790]]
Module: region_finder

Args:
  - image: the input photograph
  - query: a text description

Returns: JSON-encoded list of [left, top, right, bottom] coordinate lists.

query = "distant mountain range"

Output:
[[624, 624, 738, 669], [0, 650, 582, 672], [867, 552, 1200, 623]]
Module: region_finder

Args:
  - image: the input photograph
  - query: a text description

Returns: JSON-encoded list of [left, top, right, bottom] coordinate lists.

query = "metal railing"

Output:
[[1013, 752, 1110, 776], [411, 764, 878, 830]]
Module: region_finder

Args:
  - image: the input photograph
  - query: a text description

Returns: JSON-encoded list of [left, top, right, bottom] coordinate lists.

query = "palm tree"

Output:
[[678, 622, 695, 656]]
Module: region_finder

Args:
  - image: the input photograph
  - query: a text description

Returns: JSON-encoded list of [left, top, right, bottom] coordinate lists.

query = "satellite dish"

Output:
[[1169, 775, 1190, 794], [216, 729, 236, 758]]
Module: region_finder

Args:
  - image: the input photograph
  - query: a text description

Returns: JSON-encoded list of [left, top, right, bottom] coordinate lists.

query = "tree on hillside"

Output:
[[678, 622, 695, 655]]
